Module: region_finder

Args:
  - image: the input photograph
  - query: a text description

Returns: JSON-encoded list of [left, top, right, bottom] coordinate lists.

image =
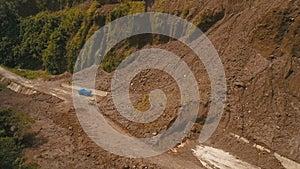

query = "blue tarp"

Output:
[[78, 88, 92, 96]]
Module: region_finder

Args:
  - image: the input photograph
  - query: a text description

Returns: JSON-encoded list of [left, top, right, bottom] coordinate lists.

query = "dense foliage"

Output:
[[0, 108, 35, 169], [0, 0, 97, 74], [0, 0, 145, 75], [0, 0, 96, 74]]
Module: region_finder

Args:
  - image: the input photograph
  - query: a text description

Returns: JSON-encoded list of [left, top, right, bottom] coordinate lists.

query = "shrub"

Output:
[[0, 137, 24, 169], [0, 108, 35, 169]]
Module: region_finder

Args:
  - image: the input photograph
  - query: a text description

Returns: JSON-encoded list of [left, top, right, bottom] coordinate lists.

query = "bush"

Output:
[[0, 137, 24, 169], [0, 108, 35, 169], [106, 1, 144, 22], [12, 68, 50, 80], [14, 12, 61, 70], [0, 108, 34, 139], [0, 83, 7, 90]]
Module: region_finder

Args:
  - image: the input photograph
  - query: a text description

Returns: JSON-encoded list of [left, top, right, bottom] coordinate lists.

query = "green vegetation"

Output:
[[101, 41, 135, 72], [0, 1, 19, 67], [193, 9, 225, 32], [3, 0, 87, 17], [0, 108, 36, 169], [0, 0, 100, 75], [0, 137, 24, 169], [0, 0, 146, 75], [0, 83, 7, 90], [106, 1, 144, 22], [1, 0, 224, 75], [90, 1, 145, 72], [2, 65, 50, 79]]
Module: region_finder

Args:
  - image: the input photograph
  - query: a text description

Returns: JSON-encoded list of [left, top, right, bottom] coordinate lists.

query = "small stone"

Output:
[[270, 54, 276, 59], [68, 126, 73, 130], [234, 81, 245, 88], [152, 132, 157, 136], [289, 17, 295, 22]]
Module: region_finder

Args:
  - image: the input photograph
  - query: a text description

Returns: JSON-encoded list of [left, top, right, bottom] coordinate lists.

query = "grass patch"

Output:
[[0, 83, 7, 90], [2, 66, 50, 80], [11, 69, 51, 80]]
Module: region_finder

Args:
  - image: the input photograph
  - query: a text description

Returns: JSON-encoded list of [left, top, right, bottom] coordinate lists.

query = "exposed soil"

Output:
[[95, 0, 300, 168], [0, 90, 160, 169], [1, 0, 299, 169]]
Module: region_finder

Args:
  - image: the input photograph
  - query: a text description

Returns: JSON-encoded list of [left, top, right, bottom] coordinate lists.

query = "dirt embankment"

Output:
[[148, 0, 300, 164], [95, 0, 300, 167], [204, 0, 300, 164]]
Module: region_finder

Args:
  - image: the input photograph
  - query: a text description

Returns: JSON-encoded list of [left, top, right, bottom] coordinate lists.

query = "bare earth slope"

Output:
[[0, 0, 299, 168], [202, 0, 300, 163], [96, 0, 300, 167], [97, 0, 300, 167]]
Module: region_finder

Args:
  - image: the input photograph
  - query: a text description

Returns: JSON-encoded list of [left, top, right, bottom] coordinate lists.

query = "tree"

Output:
[[0, 1, 19, 67], [13, 12, 61, 70], [42, 27, 68, 74]]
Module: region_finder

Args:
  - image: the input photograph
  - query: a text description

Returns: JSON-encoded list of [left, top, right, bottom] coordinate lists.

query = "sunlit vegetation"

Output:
[[1, 0, 224, 75], [0, 0, 147, 75], [0, 0, 100, 74], [2, 66, 51, 79]]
